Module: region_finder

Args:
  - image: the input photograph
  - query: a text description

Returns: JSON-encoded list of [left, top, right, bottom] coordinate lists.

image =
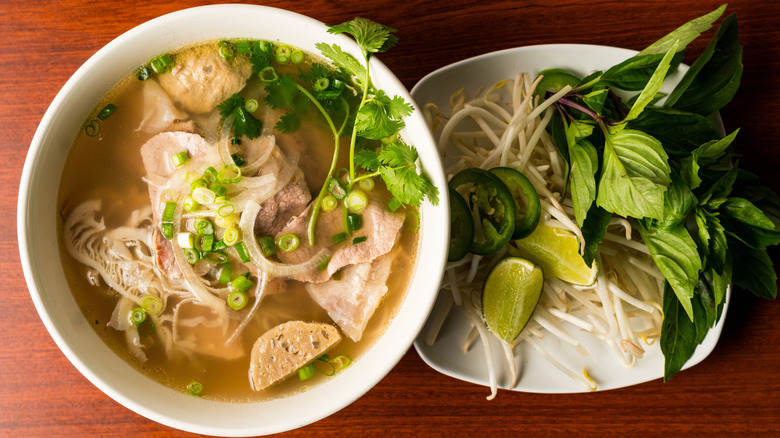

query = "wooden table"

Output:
[[3, 0, 779, 436]]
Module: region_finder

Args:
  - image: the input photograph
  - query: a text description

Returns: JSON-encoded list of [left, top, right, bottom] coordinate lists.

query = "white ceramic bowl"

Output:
[[17, 5, 448, 436]]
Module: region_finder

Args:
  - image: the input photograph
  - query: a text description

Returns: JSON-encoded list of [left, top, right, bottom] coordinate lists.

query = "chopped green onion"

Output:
[[136, 66, 151, 81], [183, 195, 200, 212], [192, 187, 216, 205], [236, 40, 252, 54], [160, 223, 174, 239], [213, 239, 228, 251], [256, 40, 273, 54], [218, 263, 233, 284], [313, 77, 330, 92], [183, 248, 200, 264], [290, 49, 304, 64], [161, 201, 177, 222], [218, 40, 234, 59], [332, 78, 346, 90], [138, 320, 156, 336], [332, 270, 342, 281], [215, 196, 231, 204], [317, 255, 331, 271], [203, 251, 228, 264], [359, 178, 375, 191], [387, 197, 403, 212], [217, 164, 242, 184], [84, 119, 100, 137], [276, 233, 300, 252], [313, 356, 336, 376], [223, 227, 241, 246], [215, 214, 236, 228], [171, 151, 189, 167], [194, 218, 214, 235], [406, 209, 420, 232], [352, 236, 367, 244], [245, 99, 259, 113], [347, 213, 363, 232], [231, 137, 241, 145], [327, 178, 346, 200], [345, 190, 368, 213], [130, 307, 147, 325], [190, 178, 209, 191], [140, 295, 163, 315], [298, 364, 315, 381], [275, 45, 291, 63], [227, 290, 248, 310], [230, 275, 255, 292], [186, 380, 203, 396], [234, 241, 251, 263], [204, 166, 218, 183], [259, 66, 279, 83], [217, 203, 235, 218], [330, 354, 352, 369], [196, 233, 214, 252], [97, 104, 117, 120], [317, 89, 342, 100], [231, 153, 247, 166], [150, 53, 173, 74], [177, 232, 195, 249], [209, 182, 227, 197], [257, 235, 277, 257], [381, 132, 398, 144], [332, 232, 347, 244], [322, 195, 338, 212]]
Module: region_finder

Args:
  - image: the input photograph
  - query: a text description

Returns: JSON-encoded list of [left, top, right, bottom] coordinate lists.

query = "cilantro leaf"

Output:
[[355, 92, 408, 140], [274, 112, 300, 134], [217, 94, 262, 140], [315, 42, 367, 84], [327, 17, 398, 55], [354, 148, 380, 171], [264, 74, 299, 109]]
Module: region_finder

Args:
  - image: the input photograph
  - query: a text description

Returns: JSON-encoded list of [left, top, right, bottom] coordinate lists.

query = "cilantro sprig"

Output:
[[537, 5, 778, 380], [217, 94, 262, 140]]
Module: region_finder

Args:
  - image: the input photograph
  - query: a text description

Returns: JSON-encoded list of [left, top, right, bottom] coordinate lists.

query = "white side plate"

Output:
[[410, 44, 729, 394]]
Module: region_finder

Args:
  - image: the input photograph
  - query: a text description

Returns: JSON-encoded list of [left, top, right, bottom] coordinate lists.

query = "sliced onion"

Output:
[[240, 201, 331, 277]]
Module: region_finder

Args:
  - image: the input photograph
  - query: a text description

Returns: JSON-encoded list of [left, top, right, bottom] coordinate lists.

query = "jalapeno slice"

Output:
[[449, 168, 516, 256], [490, 167, 541, 239], [447, 187, 474, 262]]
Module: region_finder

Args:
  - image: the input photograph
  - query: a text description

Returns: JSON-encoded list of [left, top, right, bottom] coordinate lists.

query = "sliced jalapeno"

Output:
[[447, 187, 474, 262], [449, 168, 516, 256], [490, 167, 541, 239]]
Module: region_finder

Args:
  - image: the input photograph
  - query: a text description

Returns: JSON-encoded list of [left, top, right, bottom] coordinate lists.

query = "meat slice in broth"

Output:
[[276, 202, 404, 283], [304, 253, 394, 342], [249, 321, 341, 391], [157, 43, 253, 114]]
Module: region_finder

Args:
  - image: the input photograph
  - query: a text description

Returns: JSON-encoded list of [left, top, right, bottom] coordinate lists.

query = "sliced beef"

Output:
[[248, 321, 341, 391], [275, 201, 405, 283], [140, 131, 211, 184], [304, 253, 394, 342], [254, 183, 311, 236], [157, 43, 252, 114]]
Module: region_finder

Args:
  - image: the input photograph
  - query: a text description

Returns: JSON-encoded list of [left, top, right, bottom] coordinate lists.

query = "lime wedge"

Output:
[[509, 225, 598, 286], [481, 257, 544, 343]]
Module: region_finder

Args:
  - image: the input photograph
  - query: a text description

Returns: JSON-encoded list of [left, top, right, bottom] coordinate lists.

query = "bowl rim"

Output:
[[17, 4, 449, 436]]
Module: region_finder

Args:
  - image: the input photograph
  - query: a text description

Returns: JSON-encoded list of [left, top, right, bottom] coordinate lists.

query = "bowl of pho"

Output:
[[18, 5, 447, 435]]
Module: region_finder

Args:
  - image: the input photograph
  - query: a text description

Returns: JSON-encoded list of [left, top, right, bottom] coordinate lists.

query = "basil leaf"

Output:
[[667, 13, 743, 115], [661, 171, 697, 228], [638, 221, 701, 320], [731, 240, 777, 299], [680, 129, 739, 189], [695, 207, 729, 274], [596, 128, 671, 220], [581, 205, 611, 267], [628, 107, 722, 158], [624, 42, 679, 123], [661, 282, 698, 381], [570, 139, 598, 227], [639, 4, 726, 56], [598, 52, 683, 91]]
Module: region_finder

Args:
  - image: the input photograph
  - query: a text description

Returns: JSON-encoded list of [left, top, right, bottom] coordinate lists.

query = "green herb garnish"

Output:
[[537, 5, 778, 380]]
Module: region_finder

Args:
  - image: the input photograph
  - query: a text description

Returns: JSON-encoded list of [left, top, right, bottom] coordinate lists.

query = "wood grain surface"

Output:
[[3, 0, 779, 436]]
